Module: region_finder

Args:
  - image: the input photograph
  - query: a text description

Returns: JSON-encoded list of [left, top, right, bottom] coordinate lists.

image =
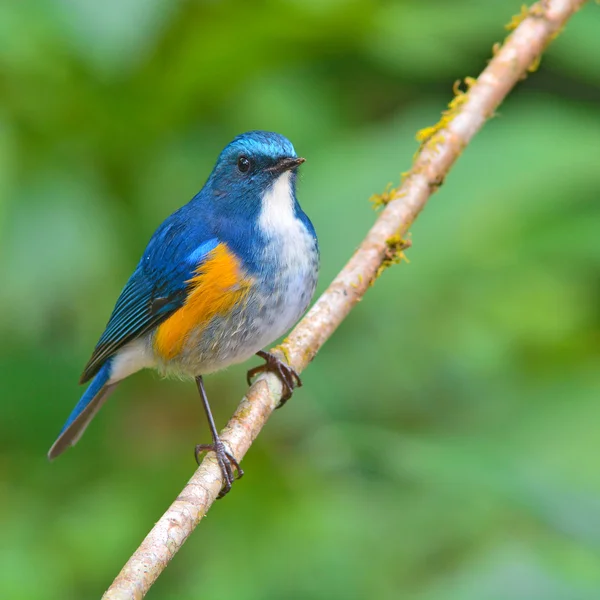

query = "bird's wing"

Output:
[[80, 219, 220, 384]]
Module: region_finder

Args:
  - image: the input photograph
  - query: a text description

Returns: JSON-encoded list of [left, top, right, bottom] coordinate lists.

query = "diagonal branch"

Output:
[[102, 1, 588, 597]]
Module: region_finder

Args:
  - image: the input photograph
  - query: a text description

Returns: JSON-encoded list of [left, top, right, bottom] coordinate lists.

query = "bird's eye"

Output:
[[237, 156, 251, 174]]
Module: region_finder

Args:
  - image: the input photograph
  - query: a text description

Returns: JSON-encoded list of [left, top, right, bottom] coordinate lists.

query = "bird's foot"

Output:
[[246, 350, 302, 408], [194, 439, 244, 499]]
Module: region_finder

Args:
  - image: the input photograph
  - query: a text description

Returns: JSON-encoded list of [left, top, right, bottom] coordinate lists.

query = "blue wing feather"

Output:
[[80, 208, 218, 383]]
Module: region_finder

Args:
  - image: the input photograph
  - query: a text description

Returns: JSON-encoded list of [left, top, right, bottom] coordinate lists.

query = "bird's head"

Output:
[[208, 131, 305, 208]]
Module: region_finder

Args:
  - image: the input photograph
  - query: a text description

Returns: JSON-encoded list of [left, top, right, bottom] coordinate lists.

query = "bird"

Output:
[[48, 131, 319, 497]]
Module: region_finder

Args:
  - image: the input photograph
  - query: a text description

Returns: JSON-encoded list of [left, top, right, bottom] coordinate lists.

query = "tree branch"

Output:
[[102, 1, 588, 597]]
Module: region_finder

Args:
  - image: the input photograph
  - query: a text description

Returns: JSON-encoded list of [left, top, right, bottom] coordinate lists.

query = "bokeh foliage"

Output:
[[1, 1, 600, 598]]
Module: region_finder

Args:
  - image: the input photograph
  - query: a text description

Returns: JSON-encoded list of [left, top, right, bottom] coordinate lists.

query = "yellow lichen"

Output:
[[415, 125, 439, 144], [373, 234, 412, 282], [528, 54, 541, 73], [505, 5, 529, 31], [370, 182, 398, 210], [271, 343, 292, 365], [415, 78, 472, 148], [350, 272, 366, 289]]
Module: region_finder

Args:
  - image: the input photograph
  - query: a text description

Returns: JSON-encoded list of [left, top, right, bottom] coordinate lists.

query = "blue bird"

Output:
[[49, 131, 319, 497]]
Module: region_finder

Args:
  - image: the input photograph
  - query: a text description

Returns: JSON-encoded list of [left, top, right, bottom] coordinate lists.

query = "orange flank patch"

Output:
[[154, 243, 252, 360]]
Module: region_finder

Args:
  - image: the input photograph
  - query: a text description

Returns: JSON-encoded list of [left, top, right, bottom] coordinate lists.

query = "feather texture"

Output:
[[48, 361, 117, 459], [153, 243, 252, 360], [80, 215, 219, 383]]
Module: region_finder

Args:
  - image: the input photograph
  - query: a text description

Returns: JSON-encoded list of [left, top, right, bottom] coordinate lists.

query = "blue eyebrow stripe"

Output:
[[187, 239, 219, 265]]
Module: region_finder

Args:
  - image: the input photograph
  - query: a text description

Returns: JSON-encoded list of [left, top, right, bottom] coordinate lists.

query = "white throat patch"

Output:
[[258, 171, 297, 236], [257, 170, 314, 277]]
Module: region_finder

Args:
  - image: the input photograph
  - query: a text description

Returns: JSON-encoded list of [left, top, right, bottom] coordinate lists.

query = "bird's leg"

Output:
[[194, 375, 243, 499], [246, 350, 302, 408]]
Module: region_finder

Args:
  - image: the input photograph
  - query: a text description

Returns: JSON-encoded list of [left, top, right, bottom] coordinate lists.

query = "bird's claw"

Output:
[[246, 350, 302, 408], [194, 440, 244, 499]]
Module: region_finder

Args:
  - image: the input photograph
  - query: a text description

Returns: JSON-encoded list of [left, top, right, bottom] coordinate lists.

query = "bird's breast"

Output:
[[253, 214, 318, 345]]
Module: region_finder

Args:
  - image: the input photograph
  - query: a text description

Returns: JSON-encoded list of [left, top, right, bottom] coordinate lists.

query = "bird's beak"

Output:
[[268, 156, 306, 174]]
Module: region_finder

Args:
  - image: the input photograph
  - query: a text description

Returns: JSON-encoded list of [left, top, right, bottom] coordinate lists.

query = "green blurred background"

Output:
[[1, 1, 600, 598]]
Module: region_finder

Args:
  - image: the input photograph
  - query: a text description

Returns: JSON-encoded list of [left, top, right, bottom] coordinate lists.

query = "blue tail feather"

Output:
[[48, 360, 117, 459]]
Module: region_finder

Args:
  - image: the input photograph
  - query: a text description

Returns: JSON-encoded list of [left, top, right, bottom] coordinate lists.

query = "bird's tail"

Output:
[[48, 361, 118, 460]]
